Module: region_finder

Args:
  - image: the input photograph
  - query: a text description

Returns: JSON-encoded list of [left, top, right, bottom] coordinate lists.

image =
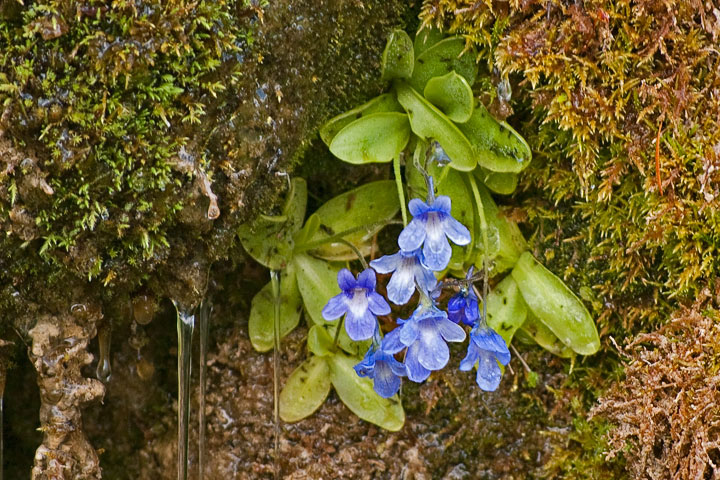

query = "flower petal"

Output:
[[373, 361, 402, 398], [345, 309, 376, 341], [381, 328, 405, 354], [437, 317, 466, 343], [417, 320, 450, 370], [433, 195, 452, 214], [404, 344, 431, 382], [370, 251, 402, 274], [322, 294, 347, 320], [476, 351, 503, 391], [399, 319, 419, 346], [367, 291, 391, 315], [443, 216, 471, 246], [459, 341, 479, 371], [422, 235, 452, 271], [356, 268, 376, 290], [414, 261, 437, 294], [386, 265, 416, 305], [337, 268, 356, 291], [408, 198, 430, 217], [398, 218, 427, 253]]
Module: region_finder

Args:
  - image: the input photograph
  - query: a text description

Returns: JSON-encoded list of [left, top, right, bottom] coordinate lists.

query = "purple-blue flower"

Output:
[[370, 249, 437, 305], [398, 196, 471, 271], [389, 305, 466, 382], [459, 326, 511, 391], [354, 329, 406, 398], [322, 268, 391, 341], [447, 268, 479, 326]]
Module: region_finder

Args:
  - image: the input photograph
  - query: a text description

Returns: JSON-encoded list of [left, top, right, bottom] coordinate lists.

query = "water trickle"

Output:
[[270, 270, 281, 480], [174, 302, 195, 480], [96, 322, 112, 382], [197, 300, 211, 479]]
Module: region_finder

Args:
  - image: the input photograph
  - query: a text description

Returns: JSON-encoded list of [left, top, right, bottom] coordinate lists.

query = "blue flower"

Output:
[[447, 288, 479, 326], [322, 268, 391, 341], [370, 249, 437, 305], [447, 268, 479, 326], [459, 326, 511, 391], [390, 305, 466, 382], [398, 196, 471, 271], [354, 329, 406, 398]]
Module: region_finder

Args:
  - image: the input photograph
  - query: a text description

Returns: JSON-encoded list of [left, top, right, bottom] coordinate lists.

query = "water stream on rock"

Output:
[[175, 303, 195, 480], [96, 322, 112, 382], [270, 270, 281, 480], [197, 300, 211, 479]]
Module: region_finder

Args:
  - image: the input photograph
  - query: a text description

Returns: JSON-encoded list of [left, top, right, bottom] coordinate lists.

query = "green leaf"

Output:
[[238, 178, 307, 269], [381, 29, 414, 81], [248, 262, 302, 352], [329, 112, 410, 164], [279, 355, 332, 422], [306, 180, 400, 261], [511, 252, 600, 355], [424, 72, 474, 123], [292, 254, 370, 356], [307, 325, 334, 357], [329, 352, 405, 431], [294, 212, 320, 246], [516, 313, 575, 359], [409, 37, 477, 93], [458, 101, 532, 173], [320, 93, 403, 146], [473, 183, 526, 273], [396, 82, 475, 171], [414, 26, 445, 57], [474, 167, 518, 195], [484, 275, 527, 345]]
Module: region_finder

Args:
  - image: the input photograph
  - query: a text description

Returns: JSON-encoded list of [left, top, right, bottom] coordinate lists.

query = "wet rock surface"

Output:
[[28, 309, 105, 479]]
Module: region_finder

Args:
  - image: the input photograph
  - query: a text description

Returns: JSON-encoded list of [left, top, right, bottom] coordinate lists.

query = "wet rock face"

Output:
[[28, 309, 105, 480]]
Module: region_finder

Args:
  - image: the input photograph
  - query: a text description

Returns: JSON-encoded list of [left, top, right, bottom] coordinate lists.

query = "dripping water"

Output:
[[96, 321, 112, 382], [175, 302, 195, 480], [197, 300, 211, 479], [1, 382, 3, 480], [270, 270, 281, 480]]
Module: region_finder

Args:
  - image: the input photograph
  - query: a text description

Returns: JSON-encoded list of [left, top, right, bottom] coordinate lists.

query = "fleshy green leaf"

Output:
[[381, 29, 414, 81], [329, 112, 410, 164], [424, 72, 474, 123], [294, 213, 320, 246], [409, 37, 477, 93], [307, 325, 335, 357], [474, 167, 518, 195], [485, 275, 527, 344], [413, 26, 445, 57], [248, 262, 302, 352], [396, 82, 475, 171], [511, 252, 600, 355], [329, 352, 405, 431], [473, 183, 526, 274], [279, 355, 332, 422], [292, 254, 369, 356], [306, 180, 399, 261], [320, 93, 403, 146], [458, 101, 532, 173], [516, 313, 575, 359], [238, 178, 307, 269]]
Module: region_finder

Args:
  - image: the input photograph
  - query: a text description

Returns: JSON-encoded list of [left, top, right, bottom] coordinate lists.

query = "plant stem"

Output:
[[468, 175, 490, 324], [393, 153, 408, 226], [337, 238, 369, 270], [294, 220, 402, 253]]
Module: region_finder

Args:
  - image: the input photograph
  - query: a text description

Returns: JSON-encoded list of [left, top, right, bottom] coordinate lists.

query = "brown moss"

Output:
[[593, 285, 720, 479]]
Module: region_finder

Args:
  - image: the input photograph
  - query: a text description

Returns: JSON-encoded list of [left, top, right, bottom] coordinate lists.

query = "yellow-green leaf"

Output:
[[396, 82, 475, 171], [381, 29, 414, 81], [511, 252, 600, 355], [458, 101, 532, 173], [329, 352, 405, 431], [474, 167, 518, 195], [320, 94, 403, 146], [329, 112, 410, 164], [409, 37, 477, 93], [516, 313, 575, 359], [424, 72, 474, 123], [485, 275, 527, 345], [280, 355, 332, 422]]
